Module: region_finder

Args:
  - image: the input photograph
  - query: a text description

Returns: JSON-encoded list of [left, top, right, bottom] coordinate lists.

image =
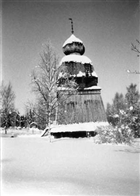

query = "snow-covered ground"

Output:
[[0, 122, 109, 137], [1, 136, 139, 196]]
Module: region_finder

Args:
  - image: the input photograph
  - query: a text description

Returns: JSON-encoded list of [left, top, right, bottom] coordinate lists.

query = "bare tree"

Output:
[[25, 101, 37, 127], [0, 82, 15, 133], [126, 40, 140, 74], [25, 99, 49, 130], [131, 39, 140, 57], [31, 42, 77, 137]]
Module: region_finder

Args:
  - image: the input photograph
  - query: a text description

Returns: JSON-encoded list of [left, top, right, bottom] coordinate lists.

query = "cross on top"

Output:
[[69, 18, 74, 34]]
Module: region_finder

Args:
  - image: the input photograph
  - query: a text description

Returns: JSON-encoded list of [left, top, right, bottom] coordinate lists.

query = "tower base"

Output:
[[58, 87, 107, 124]]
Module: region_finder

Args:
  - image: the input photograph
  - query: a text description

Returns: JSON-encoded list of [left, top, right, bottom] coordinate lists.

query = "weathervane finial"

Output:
[[69, 18, 74, 34]]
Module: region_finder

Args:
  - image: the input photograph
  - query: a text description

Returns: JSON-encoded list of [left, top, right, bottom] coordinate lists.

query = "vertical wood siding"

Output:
[[58, 89, 107, 124]]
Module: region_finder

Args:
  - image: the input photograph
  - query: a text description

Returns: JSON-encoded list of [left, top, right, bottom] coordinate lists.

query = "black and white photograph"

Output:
[[0, 0, 140, 195]]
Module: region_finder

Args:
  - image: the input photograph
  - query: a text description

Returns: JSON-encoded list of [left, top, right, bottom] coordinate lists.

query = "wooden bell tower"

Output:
[[58, 19, 107, 124]]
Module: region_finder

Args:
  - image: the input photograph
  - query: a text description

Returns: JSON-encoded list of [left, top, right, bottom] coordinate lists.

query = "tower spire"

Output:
[[69, 18, 74, 34]]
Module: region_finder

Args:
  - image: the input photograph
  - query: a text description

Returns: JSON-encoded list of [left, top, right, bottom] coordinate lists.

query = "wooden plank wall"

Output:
[[58, 89, 107, 124]]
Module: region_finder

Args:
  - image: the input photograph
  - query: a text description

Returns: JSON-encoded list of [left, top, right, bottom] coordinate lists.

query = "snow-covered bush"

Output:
[[95, 124, 134, 145], [128, 104, 140, 138], [106, 84, 140, 138], [106, 106, 140, 138]]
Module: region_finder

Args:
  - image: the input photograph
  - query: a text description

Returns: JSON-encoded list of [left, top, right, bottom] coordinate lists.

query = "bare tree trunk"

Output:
[[5, 118, 8, 134], [41, 109, 52, 142], [55, 102, 58, 123], [5, 127, 7, 134], [48, 111, 51, 142]]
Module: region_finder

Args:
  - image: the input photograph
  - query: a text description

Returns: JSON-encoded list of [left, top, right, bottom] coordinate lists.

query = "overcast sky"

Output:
[[2, 0, 139, 114]]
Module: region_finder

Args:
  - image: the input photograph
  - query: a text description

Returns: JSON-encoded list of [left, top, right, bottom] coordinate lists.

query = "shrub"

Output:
[[95, 125, 134, 145]]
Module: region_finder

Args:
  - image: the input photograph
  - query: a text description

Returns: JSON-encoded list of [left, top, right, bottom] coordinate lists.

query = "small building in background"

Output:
[[29, 122, 38, 128]]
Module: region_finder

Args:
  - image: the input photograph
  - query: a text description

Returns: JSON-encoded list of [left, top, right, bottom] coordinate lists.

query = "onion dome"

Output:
[[63, 34, 85, 55]]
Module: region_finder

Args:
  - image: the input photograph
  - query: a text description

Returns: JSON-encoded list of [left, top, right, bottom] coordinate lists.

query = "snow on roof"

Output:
[[63, 34, 83, 47], [50, 122, 109, 133], [77, 71, 85, 77], [84, 86, 101, 90], [59, 70, 98, 78], [30, 122, 37, 125], [76, 71, 97, 77], [60, 54, 92, 65], [74, 71, 98, 77], [91, 71, 98, 77]]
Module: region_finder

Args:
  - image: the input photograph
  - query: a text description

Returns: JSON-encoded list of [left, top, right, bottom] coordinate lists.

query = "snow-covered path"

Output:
[[1, 137, 140, 196]]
